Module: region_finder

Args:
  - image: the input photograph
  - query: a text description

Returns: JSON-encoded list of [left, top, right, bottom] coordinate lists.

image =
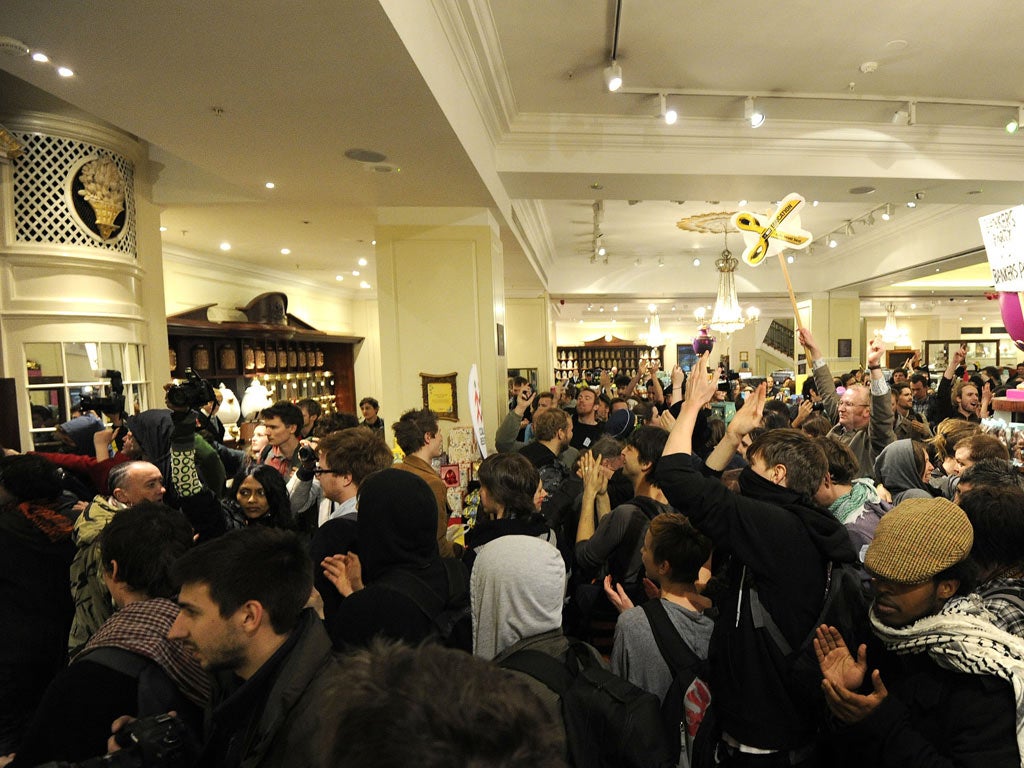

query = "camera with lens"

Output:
[[296, 444, 318, 464], [33, 712, 197, 768], [165, 368, 217, 410], [77, 369, 126, 416]]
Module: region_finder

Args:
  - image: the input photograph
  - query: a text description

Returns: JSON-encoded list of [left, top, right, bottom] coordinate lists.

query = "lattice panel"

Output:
[[11, 132, 137, 257]]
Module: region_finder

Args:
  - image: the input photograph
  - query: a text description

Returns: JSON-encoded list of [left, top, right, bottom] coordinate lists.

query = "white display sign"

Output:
[[468, 363, 488, 458], [980, 205, 1024, 292]]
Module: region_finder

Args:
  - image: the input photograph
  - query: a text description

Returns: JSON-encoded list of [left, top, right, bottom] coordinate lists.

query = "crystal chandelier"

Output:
[[878, 303, 908, 345], [708, 233, 760, 334]]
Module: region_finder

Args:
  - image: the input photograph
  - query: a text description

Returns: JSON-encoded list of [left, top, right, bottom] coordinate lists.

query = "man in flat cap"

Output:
[[815, 497, 1024, 766]]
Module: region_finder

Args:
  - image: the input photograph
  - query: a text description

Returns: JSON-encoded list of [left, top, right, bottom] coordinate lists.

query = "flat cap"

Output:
[[865, 497, 973, 584]]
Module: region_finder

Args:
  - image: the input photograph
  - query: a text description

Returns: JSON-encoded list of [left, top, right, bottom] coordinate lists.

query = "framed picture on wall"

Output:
[[837, 338, 852, 358], [420, 372, 458, 421]]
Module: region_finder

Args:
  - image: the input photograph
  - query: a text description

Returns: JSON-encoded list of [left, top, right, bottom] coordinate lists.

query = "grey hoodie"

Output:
[[873, 439, 933, 505]]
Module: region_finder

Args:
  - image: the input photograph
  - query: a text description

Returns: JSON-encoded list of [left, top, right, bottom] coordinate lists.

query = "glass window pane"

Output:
[[31, 428, 62, 452], [127, 344, 142, 381], [101, 343, 125, 374], [66, 343, 100, 382], [25, 343, 64, 382], [28, 389, 65, 427], [125, 383, 148, 415]]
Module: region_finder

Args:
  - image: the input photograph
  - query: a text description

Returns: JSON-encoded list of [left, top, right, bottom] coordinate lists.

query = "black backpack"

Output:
[[641, 599, 711, 765], [744, 559, 870, 705], [500, 641, 675, 768], [375, 559, 472, 652]]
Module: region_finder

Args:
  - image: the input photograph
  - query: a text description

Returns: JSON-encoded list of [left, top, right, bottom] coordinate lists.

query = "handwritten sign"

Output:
[[980, 206, 1024, 292]]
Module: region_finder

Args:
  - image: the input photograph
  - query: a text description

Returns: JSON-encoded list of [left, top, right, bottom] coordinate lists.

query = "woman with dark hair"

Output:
[[873, 439, 936, 506], [462, 453, 556, 574], [222, 463, 294, 531]]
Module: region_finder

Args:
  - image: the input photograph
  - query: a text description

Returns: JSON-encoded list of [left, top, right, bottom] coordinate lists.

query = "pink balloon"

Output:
[[998, 292, 1024, 352]]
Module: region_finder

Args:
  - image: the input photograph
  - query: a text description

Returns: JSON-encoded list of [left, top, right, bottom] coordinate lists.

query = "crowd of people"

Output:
[[2, 333, 1024, 768]]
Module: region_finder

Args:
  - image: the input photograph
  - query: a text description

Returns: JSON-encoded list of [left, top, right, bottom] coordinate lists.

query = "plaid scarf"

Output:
[[870, 594, 1024, 766], [82, 597, 210, 707]]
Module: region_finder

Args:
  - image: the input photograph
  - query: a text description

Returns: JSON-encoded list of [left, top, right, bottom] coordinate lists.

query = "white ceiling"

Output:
[[2, 0, 1022, 329]]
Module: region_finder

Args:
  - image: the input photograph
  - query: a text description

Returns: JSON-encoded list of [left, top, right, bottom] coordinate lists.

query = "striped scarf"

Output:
[[81, 597, 210, 707], [870, 594, 1024, 766]]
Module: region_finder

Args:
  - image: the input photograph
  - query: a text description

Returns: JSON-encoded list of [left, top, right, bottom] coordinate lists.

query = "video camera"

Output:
[[77, 369, 125, 416], [166, 367, 217, 410], [33, 712, 197, 768]]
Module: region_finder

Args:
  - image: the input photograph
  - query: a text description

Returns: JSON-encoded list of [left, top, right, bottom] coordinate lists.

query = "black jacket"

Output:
[[656, 453, 857, 751], [828, 641, 1018, 768]]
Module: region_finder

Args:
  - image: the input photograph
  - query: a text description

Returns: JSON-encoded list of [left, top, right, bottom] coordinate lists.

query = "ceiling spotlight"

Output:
[[604, 60, 623, 92], [280, 248, 291, 255], [738, 199, 747, 206], [659, 93, 677, 125], [828, 237, 838, 248], [219, 242, 231, 251], [1007, 106, 1023, 134], [371, 239, 377, 246], [812, 200, 820, 207], [264, 182, 275, 189], [599, 305, 605, 312], [159, 226, 167, 232], [57, 66, 74, 78], [351, 270, 360, 276], [648, 303, 657, 313], [612, 305, 618, 312], [587, 303, 593, 311], [335, 275, 344, 281], [744, 96, 765, 128], [358, 257, 368, 266], [360, 281, 371, 289], [692, 257, 701, 267], [906, 200, 917, 208], [881, 203, 894, 221], [31, 51, 49, 63], [596, 236, 607, 257], [786, 254, 795, 264]]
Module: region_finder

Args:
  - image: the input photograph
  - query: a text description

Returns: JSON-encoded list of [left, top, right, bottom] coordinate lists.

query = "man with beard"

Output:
[[157, 527, 340, 768], [815, 497, 1021, 766]]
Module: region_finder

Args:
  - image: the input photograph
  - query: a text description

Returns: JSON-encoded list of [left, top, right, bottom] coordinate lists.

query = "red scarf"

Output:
[[16, 501, 73, 542]]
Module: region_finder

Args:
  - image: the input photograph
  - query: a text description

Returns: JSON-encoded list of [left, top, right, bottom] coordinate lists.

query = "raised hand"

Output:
[[822, 669, 888, 723], [684, 351, 717, 408], [603, 574, 635, 614], [814, 624, 867, 691], [798, 327, 821, 359], [727, 381, 767, 437], [866, 337, 886, 369]]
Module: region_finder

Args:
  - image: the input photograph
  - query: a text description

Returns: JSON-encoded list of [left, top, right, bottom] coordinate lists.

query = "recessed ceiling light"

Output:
[[648, 303, 657, 312], [590, 182, 603, 190], [31, 52, 49, 63], [265, 182, 275, 189], [786, 254, 795, 263], [335, 275, 344, 281], [693, 257, 701, 266], [352, 270, 360, 276], [159, 226, 167, 232], [371, 239, 377, 246], [812, 200, 820, 207], [612, 305, 618, 312], [280, 248, 291, 255], [56, 66, 74, 78], [360, 281, 371, 289], [344, 148, 388, 163], [357, 257, 368, 266], [219, 242, 231, 251], [906, 201, 917, 208], [911, 303, 917, 309], [849, 186, 876, 195]]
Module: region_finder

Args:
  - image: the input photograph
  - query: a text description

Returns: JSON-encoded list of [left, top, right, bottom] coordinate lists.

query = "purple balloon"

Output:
[[998, 292, 1024, 352]]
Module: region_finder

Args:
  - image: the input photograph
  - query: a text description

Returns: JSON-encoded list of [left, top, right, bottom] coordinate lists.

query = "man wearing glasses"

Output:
[[800, 329, 896, 479]]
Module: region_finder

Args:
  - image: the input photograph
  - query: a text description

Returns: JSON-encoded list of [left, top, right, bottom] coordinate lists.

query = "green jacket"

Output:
[[68, 495, 122, 654]]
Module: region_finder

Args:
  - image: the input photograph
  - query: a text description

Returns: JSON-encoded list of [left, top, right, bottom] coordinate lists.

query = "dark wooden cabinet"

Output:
[[167, 308, 362, 416], [555, 336, 665, 381]]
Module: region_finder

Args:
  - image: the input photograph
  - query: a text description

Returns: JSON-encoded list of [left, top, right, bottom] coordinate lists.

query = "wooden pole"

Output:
[[777, 251, 803, 330]]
